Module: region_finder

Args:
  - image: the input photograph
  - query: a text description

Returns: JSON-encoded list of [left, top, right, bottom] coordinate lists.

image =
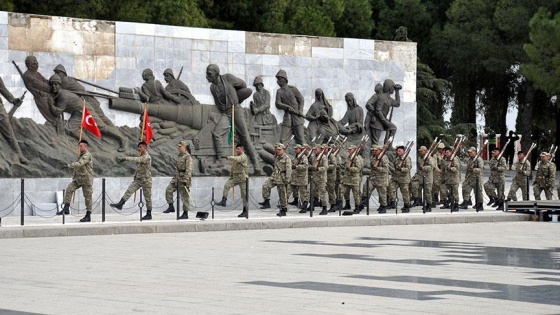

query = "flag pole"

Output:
[[73, 100, 87, 203], [231, 104, 235, 200], [140, 103, 147, 142]]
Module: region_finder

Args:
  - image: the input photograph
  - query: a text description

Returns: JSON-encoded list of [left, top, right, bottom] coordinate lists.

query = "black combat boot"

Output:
[[387, 200, 395, 209], [142, 210, 152, 220], [238, 206, 248, 218], [466, 199, 473, 206], [163, 203, 175, 213], [486, 197, 495, 206], [434, 193, 440, 205], [259, 199, 271, 209], [353, 203, 364, 214], [336, 199, 343, 210], [79, 211, 91, 222], [411, 198, 422, 207], [491, 198, 500, 207], [110, 198, 125, 210], [179, 211, 189, 219], [57, 203, 70, 215], [475, 203, 484, 211], [343, 201, 351, 210], [451, 203, 459, 212], [313, 198, 320, 207], [496, 201, 504, 210], [440, 200, 450, 209], [276, 208, 287, 217], [401, 204, 411, 213], [288, 197, 299, 206], [459, 200, 469, 209], [422, 204, 432, 212], [319, 206, 328, 215], [328, 204, 337, 212], [300, 201, 308, 211], [216, 197, 227, 207], [377, 206, 387, 214]]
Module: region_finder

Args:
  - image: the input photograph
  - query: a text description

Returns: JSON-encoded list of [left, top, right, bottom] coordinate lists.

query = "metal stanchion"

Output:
[[422, 176, 426, 214], [338, 184, 341, 216], [20, 179, 24, 226], [102, 178, 106, 222], [139, 188, 144, 221], [62, 188, 66, 225], [366, 177, 370, 215], [211, 187, 215, 219], [176, 180, 180, 220], [246, 177, 250, 219], [526, 176, 530, 201], [309, 176, 314, 218], [475, 177, 480, 212]]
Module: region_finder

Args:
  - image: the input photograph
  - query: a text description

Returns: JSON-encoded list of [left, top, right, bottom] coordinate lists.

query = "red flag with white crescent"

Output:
[[81, 107, 101, 138], [143, 112, 153, 145]]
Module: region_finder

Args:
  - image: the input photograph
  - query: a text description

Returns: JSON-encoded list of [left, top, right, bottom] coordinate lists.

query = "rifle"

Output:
[[313, 145, 331, 169], [347, 135, 368, 168], [374, 136, 393, 167], [329, 136, 347, 157], [448, 135, 465, 166], [466, 140, 488, 174], [283, 135, 295, 147], [177, 66, 184, 80], [398, 139, 415, 168], [496, 139, 511, 161], [8, 91, 27, 117], [520, 143, 536, 171], [550, 145, 557, 162]]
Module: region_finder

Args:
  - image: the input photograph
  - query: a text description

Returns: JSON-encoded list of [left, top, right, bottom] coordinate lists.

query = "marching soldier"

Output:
[[163, 140, 193, 219], [432, 142, 445, 206], [111, 141, 153, 220], [327, 143, 341, 211], [306, 144, 328, 215], [411, 145, 434, 212], [342, 145, 363, 211], [58, 140, 94, 222], [356, 145, 390, 213], [534, 152, 555, 200], [440, 146, 460, 212], [460, 147, 484, 211], [258, 143, 291, 211], [274, 144, 292, 216], [388, 145, 412, 213], [288, 144, 309, 210], [216, 144, 249, 217], [484, 148, 507, 209], [506, 151, 531, 201]]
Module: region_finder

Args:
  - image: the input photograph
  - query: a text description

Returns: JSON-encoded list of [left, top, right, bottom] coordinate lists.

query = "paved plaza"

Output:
[[0, 222, 558, 314]]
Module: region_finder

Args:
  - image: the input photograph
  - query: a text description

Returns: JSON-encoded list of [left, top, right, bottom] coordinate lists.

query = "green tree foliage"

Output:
[[373, 0, 432, 42], [416, 59, 449, 145], [0, 0, 15, 12], [335, 0, 372, 39]]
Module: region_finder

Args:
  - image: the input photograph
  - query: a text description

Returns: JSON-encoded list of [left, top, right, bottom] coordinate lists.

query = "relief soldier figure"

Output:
[[249, 76, 275, 127], [163, 68, 199, 106], [275, 70, 305, 145], [305, 88, 338, 141], [0, 76, 28, 164], [366, 79, 401, 145], [338, 92, 364, 140], [136, 68, 181, 104]]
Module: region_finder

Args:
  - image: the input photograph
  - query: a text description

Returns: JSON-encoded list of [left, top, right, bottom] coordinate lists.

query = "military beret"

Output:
[[371, 145, 382, 151], [348, 145, 357, 150], [437, 143, 445, 149], [274, 143, 286, 150], [467, 147, 476, 152], [540, 151, 549, 157], [418, 145, 428, 151], [294, 144, 304, 149], [178, 140, 188, 147]]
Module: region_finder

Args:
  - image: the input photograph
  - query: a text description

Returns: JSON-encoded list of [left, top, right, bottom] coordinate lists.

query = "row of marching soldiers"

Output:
[[254, 134, 557, 217]]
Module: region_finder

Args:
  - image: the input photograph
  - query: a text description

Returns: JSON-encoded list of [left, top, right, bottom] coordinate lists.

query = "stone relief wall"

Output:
[[0, 11, 417, 178]]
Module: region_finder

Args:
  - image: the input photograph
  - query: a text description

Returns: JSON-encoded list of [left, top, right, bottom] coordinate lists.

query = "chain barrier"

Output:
[[0, 196, 21, 218]]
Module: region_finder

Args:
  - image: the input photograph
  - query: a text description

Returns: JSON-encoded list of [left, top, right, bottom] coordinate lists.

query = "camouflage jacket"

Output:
[[465, 156, 484, 180], [291, 153, 309, 185], [227, 152, 248, 183], [370, 155, 389, 186], [392, 156, 412, 184], [273, 153, 292, 185], [68, 150, 93, 185], [327, 153, 339, 181], [174, 151, 192, 183], [126, 152, 152, 183], [342, 155, 363, 186], [309, 153, 328, 183], [434, 152, 443, 174], [440, 156, 460, 185], [414, 154, 434, 179], [513, 160, 531, 181], [534, 161, 556, 188], [488, 156, 506, 182]]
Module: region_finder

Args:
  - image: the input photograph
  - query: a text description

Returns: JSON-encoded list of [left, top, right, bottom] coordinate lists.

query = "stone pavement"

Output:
[[0, 222, 559, 314]]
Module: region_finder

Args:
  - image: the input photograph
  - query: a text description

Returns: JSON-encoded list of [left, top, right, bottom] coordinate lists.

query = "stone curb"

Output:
[[0, 212, 532, 239]]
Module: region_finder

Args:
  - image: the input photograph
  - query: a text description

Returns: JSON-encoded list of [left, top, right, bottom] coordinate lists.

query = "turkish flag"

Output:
[[143, 112, 153, 144], [81, 106, 101, 138]]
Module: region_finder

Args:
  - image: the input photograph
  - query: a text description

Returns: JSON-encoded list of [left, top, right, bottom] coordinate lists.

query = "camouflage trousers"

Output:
[[342, 184, 361, 206], [462, 176, 483, 203], [361, 177, 387, 207], [289, 184, 309, 203], [432, 171, 441, 196], [165, 180, 191, 212], [440, 182, 459, 204], [388, 180, 411, 205], [411, 175, 433, 204], [484, 179, 505, 199], [533, 184, 553, 200], [223, 178, 247, 208], [63, 180, 93, 211], [507, 177, 529, 201], [311, 179, 327, 207], [122, 180, 152, 210], [326, 179, 341, 205], [262, 178, 288, 208]]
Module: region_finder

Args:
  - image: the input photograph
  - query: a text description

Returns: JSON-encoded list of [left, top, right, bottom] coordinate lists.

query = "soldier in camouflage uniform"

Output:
[[306, 144, 328, 215], [506, 151, 531, 202], [111, 141, 153, 220], [216, 144, 249, 217], [484, 148, 507, 209], [534, 152, 556, 200], [58, 140, 94, 222], [356, 145, 390, 213], [326, 143, 342, 211], [440, 146, 460, 212], [288, 144, 309, 210], [163, 140, 193, 219], [432, 143, 445, 206], [411, 145, 434, 212], [342, 145, 363, 211], [258, 143, 291, 211], [388, 146, 412, 212], [460, 147, 484, 211], [273, 144, 292, 216]]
